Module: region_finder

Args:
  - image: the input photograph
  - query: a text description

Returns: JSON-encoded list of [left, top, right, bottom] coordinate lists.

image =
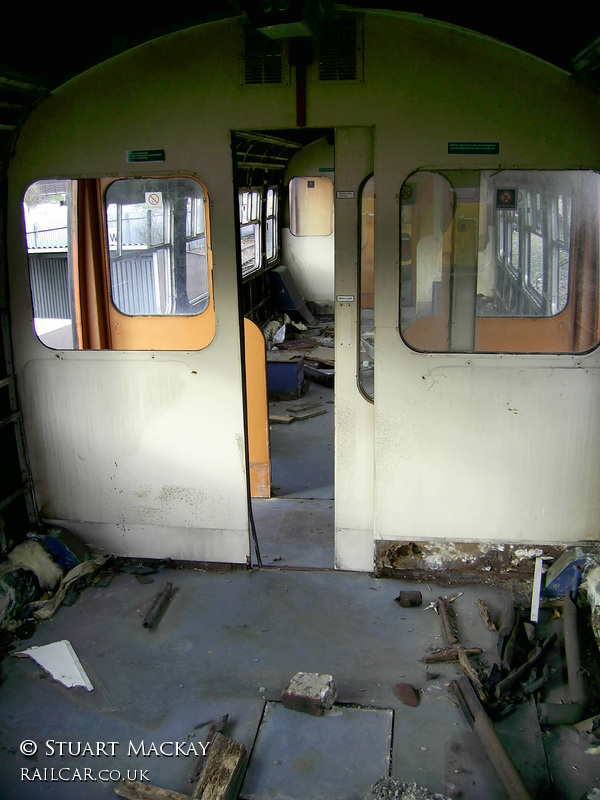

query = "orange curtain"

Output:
[[75, 179, 110, 349], [572, 173, 600, 353]]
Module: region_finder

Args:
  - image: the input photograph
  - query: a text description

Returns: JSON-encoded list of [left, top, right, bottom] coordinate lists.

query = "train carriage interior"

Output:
[[2, 4, 600, 799]]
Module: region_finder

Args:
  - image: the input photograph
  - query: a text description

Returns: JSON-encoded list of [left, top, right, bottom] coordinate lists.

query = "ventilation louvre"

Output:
[[244, 29, 283, 85], [317, 18, 359, 82]]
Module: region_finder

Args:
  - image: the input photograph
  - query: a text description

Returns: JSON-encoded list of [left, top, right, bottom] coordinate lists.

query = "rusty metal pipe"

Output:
[[142, 582, 173, 629], [538, 592, 587, 726]]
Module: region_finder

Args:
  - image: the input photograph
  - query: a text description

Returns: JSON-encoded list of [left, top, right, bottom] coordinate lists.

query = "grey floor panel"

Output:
[[241, 702, 393, 800]]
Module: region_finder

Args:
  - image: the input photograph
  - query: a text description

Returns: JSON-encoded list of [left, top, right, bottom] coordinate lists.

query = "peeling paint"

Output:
[[375, 540, 580, 578]]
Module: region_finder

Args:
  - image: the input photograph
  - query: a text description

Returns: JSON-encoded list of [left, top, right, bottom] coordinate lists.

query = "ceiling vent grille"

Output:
[[244, 29, 284, 85], [317, 17, 360, 82]]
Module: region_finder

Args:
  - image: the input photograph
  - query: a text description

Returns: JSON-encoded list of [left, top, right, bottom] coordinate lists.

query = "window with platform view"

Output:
[[399, 170, 600, 354], [24, 177, 214, 350], [106, 178, 209, 316]]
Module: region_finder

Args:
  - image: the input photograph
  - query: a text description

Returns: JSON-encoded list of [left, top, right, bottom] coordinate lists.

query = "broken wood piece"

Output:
[[458, 647, 488, 705], [494, 633, 557, 699], [476, 598, 497, 631], [288, 406, 326, 421], [191, 732, 246, 800], [421, 648, 483, 663], [438, 596, 458, 645], [114, 779, 189, 799], [142, 582, 173, 629], [305, 345, 335, 366], [283, 399, 321, 412], [190, 714, 229, 784], [268, 413, 294, 424]]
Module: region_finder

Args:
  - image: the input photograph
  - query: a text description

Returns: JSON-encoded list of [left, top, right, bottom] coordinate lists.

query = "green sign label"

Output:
[[126, 150, 166, 163], [448, 142, 500, 155]]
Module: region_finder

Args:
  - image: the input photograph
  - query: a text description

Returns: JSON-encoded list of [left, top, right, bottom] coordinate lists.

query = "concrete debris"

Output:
[[281, 671, 337, 715], [365, 778, 451, 800], [395, 682, 420, 706]]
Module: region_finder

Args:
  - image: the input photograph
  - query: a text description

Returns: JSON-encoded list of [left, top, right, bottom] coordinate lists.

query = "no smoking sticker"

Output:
[[496, 189, 517, 209], [145, 192, 162, 208]]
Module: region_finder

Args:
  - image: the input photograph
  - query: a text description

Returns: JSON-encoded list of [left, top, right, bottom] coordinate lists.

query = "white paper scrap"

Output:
[[16, 640, 94, 691]]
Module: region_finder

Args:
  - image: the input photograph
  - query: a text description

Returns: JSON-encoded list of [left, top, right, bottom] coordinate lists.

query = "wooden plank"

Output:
[[305, 345, 335, 366], [421, 648, 483, 663], [289, 407, 326, 421], [191, 733, 246, 800], [268, 413, 294, 424], [113, 779, 189, 800], [266, 351, 304, 362], [458, 647, 488, 705]]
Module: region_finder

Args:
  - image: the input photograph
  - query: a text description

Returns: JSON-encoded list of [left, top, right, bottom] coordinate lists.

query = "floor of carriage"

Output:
[[1, 564, 599, 800]]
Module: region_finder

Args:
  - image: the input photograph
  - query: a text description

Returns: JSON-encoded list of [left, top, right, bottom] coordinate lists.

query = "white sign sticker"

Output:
[[145, 192, 163, 209], [336, 191, 355, 199], [336, 295, 355, 303]]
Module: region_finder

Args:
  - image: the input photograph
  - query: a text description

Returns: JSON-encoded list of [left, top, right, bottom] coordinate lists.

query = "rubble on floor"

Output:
[[2, 548, 600, 799], [365, 778, 451, 800]]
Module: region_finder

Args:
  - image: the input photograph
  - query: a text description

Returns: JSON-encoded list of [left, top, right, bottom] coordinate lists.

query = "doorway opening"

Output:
[[232, 128, 335, 569]]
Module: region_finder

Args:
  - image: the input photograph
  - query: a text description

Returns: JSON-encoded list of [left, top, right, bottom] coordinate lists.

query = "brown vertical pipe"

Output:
[[296, 62, 307, 127]]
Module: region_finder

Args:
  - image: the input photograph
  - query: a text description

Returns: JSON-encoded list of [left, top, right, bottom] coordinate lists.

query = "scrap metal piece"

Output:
[[394, 590, 422, 608], [521, 664, 550, 695], [530, 556, 554, 623], [538, 593, 588, 726]]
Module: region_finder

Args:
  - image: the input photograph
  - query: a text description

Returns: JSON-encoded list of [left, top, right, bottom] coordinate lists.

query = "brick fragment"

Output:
[[281, 672, 337, 716], [395, 682, 420, 706]]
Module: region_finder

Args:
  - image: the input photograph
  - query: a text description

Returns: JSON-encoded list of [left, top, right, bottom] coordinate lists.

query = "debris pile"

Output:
[[365, 778, 451, 800]]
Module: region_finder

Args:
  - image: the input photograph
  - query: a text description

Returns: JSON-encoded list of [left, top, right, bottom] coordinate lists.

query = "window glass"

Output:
[[106, 178, 209, 315], [24, 176, 214, 351], [359, 174, 374, 398], [239, 188, 261, 276], [23, 180, 76, 348], [400, 170, 600, 354], [265, 187, 278, 261], [289, 176, 333, 236]]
